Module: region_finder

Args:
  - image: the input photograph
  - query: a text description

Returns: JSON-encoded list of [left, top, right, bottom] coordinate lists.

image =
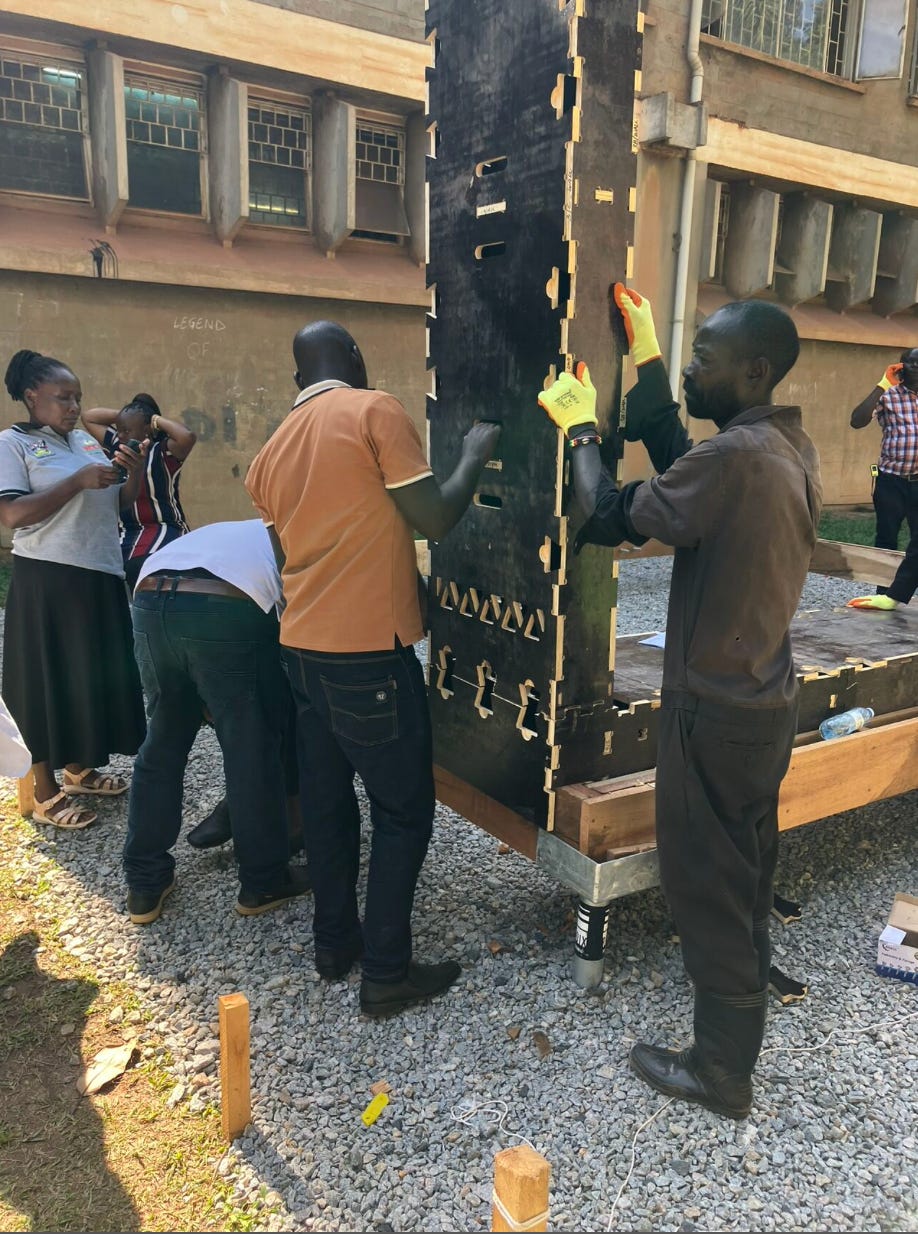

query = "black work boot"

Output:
[[630, 988, 767, 1119], [187, 797, 232, 849]]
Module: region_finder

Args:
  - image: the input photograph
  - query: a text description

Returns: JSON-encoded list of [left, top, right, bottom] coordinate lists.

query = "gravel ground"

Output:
[[3, 560, 918, 1233]]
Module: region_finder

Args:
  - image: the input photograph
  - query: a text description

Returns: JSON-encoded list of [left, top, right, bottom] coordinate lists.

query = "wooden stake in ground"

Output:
[[218, 993, 251, 1141], [492, 1144, 550, 1232], [17, 775, 33, 819]]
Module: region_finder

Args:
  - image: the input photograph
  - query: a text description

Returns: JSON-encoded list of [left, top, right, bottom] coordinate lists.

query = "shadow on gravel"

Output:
[[0, 930, 141, 1232]]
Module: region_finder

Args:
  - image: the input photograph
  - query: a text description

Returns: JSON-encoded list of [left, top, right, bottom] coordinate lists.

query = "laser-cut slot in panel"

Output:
[[436, 645, 456, 699], [475, 155, 507, 177], [474, 661, 497, 718], [474, 241, 506, 260], [517, 680, 541, 741]]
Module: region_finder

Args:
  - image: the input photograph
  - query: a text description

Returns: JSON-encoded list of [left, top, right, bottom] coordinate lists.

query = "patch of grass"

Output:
[[0, 806, 278, 1234], [818, 508, 909, 551]]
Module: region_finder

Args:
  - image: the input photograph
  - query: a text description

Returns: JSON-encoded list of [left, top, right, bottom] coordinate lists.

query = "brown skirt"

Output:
[[2, 556, 146, 769]]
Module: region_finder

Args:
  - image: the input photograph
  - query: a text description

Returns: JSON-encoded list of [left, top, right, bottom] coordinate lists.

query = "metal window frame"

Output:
[[352, 109, 408, 243], [909, 5, 918, 94], [123, 67, 207, 218], [700, 0, 857, 77], [246, 92, 312, 231], [0, 42, 91, 203]]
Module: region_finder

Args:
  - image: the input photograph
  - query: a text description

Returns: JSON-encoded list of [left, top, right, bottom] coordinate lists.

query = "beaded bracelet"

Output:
[[569, 431, 602, 448]]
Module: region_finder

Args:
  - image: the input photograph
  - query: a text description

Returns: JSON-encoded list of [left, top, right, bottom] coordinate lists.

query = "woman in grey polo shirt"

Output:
[[0, 350, 147, 829]]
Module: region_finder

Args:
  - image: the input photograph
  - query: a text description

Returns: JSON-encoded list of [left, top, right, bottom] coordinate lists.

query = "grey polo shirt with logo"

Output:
[[0, 424, 124, 577]]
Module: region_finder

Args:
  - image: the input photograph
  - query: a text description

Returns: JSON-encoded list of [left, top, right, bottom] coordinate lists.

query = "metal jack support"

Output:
[[536, 830, 661, 987]]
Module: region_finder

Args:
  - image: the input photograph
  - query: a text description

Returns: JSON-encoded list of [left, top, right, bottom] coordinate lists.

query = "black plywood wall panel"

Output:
[[426, 0, 643, 827]]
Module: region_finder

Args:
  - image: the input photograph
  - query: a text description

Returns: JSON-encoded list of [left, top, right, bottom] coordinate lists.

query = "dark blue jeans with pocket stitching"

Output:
[[124, 590, 291, 897], [282, 642, 435, 982]]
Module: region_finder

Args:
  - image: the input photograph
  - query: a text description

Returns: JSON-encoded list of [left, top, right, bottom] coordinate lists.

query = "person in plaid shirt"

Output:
[[848, 347, 918, 610]]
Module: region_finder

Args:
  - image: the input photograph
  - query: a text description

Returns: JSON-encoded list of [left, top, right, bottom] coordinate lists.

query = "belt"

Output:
[[881, 470, 918, 482], [136, 573, 250, 601]]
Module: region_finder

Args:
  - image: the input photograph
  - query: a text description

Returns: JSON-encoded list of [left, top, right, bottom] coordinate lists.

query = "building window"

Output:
[[701, 0, 852, 76], [124, 73, 204, 215], [909, 16, 918, 94], [354, 116, 410, 243], [0, 52, 88, 199], [248, 98, 310, 228], [712, 182, 731, 284]]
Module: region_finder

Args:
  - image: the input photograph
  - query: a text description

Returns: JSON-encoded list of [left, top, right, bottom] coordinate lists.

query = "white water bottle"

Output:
[[818, 707, 874, 741]]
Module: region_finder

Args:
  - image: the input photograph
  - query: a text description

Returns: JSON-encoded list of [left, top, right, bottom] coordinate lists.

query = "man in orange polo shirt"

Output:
[[246, 321, 500, 1017]]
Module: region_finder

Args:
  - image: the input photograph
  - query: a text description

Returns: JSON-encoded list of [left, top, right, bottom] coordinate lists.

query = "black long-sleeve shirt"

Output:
[[578, 360, 823, 708]]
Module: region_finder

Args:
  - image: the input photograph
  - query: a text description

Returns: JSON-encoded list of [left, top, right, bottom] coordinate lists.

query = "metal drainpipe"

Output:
[[668, 0, 706, 383]]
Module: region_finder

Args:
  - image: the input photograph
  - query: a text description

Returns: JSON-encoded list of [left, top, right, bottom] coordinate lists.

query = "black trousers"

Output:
[[655, 692, 798, 996], [873, 471, 918, 602]]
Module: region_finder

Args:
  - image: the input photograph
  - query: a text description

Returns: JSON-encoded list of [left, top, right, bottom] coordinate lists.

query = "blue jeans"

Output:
[[283, 643, 435, 982], [124, 590, 291, 896]]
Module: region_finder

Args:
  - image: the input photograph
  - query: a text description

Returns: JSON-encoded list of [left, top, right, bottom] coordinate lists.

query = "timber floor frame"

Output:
[[419, 539, 918, 894], [435, 706, 918, 900]]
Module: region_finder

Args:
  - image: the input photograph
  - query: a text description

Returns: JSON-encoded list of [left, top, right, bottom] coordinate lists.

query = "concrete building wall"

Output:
[[644, 1, 917, 163], [0, 271, 427, 528], [251, 0, 424, 42]]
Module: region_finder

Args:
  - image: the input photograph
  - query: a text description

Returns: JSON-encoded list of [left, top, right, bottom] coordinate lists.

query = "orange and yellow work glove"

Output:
[[538, 362, 598, 438], [613, 283, 662, 367], [878, 363, 902, 392]]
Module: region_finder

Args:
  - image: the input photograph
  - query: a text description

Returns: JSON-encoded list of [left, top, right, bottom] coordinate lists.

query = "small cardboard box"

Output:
[[876, 893, 918, 984]]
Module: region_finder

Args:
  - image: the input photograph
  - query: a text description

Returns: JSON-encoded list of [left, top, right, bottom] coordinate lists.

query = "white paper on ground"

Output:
[[639, 632, 666, 649]]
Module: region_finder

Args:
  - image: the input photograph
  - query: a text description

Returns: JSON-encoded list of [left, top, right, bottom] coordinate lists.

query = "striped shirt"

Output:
[[103, 428, 190, 566], [875, 384, 918, 476]]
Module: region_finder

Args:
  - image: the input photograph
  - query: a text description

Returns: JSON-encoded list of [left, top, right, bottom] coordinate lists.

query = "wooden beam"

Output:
[[809, 538, 902, 587], [704, 117, 918, 213], [11, 0, 429, 104], [434, 764, 538, 860], [554, 713, 918, 859], [17, 775, 33, 819], [218, 992, 251, 1142], [492, 1145, 550, 1233]]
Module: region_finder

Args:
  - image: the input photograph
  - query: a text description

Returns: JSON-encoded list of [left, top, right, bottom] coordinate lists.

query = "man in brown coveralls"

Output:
[[538, 287, 822, 1118]]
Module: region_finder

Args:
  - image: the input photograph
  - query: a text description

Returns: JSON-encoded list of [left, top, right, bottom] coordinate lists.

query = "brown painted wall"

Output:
[[645, 1, 916, 165], [0, 271, 427, 528], [624, 337, 898, 507], [250, 0, 424, 42], [784, 339, 893, 508]]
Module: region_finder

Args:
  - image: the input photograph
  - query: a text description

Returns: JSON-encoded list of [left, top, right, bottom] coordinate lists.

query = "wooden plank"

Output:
[[614, 536, 903, 585], [705, 117, 918, 213], [492, 1145, 550, 1233], [554, 714, 918, 859], [218, 992, 251, 1142], [17, 775, 33, 819], [778, 715, 918, 829], [434, 764, 537, 860], [9, 0, 429, 103], [809, 538, 902, 587]]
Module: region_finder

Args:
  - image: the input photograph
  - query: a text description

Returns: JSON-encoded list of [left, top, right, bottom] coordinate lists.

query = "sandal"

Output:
[[62, 768, 128, 797], [33, 791, 97, 830]]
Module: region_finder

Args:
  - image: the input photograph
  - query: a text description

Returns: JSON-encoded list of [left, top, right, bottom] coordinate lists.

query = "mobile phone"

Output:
[[114, 438, 142, 483]]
